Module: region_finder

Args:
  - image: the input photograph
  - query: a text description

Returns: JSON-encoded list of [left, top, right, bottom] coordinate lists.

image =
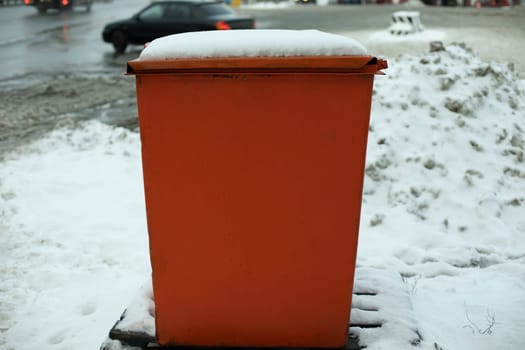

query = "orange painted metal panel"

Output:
[[127, 56, 385, 75], [130, 56, 385, 348]]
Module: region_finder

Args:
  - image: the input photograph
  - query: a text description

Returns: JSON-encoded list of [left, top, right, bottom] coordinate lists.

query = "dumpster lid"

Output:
[[127, 30, 387, 75]]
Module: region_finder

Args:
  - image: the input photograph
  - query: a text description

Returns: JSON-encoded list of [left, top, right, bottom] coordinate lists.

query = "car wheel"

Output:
[[111, 31, 128, 54]]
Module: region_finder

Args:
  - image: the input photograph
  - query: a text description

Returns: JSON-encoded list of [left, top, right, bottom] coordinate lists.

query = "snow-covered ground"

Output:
[[1, 42, 525, 350], [358, 43, 525, 349]]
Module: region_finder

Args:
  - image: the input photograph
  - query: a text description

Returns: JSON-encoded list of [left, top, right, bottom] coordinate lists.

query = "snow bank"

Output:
[[360, 42, 525, 267], [359, 43, 525, 349], [1, 43, 524, 350], [139, 29, 367, 60]]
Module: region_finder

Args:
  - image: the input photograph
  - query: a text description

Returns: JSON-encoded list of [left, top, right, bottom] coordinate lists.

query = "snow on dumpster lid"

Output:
[[138, 29, 368, 61], [127, 30, 386, 74]]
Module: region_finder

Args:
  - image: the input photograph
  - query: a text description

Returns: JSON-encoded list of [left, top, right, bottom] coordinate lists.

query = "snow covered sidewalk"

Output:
[[1, 43, 525, 350]]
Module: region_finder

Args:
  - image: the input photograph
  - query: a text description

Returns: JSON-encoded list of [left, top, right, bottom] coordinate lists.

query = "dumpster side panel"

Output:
[[136, 72, 373, 348]]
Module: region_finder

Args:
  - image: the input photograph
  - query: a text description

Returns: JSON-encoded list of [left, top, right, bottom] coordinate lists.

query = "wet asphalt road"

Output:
[[0, 1, 524, 153], [1, 1, 524, 81], [0, 0, 147, 82]]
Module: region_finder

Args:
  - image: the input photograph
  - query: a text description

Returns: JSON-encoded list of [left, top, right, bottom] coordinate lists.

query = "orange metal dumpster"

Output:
[[128, 32, 386, 349]]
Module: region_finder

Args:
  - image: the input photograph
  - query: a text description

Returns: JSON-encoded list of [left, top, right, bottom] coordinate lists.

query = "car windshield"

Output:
[[195, 3, 235, 17], [138, 3, 164, 21]]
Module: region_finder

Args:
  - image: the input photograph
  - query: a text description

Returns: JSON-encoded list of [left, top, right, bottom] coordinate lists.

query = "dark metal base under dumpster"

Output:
[[100, 267, 423, 350]]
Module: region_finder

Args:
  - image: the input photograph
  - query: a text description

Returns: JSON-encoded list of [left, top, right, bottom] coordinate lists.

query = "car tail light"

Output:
[[215, 21, 231, 30], [24, 0, 30, 4], [62, 0, 69, 5]]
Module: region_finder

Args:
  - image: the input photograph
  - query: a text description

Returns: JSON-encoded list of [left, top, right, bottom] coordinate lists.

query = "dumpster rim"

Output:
[[126, 56, 387, 75]]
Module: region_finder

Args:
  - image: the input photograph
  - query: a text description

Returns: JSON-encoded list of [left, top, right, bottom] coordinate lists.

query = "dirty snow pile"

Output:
[[1, 43, 525, 350], [358, 42, 525, 350]]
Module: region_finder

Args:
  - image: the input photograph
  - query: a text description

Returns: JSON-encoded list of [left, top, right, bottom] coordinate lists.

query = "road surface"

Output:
[[0, 1, 524, 153]]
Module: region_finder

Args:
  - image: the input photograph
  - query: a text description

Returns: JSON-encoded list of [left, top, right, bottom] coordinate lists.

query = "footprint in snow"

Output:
[[80, 299, 97, 316]]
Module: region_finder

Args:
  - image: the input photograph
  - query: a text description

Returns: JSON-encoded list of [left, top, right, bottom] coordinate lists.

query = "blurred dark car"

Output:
[[24, 0, 93, 13], [102, 0, 255, 53]]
